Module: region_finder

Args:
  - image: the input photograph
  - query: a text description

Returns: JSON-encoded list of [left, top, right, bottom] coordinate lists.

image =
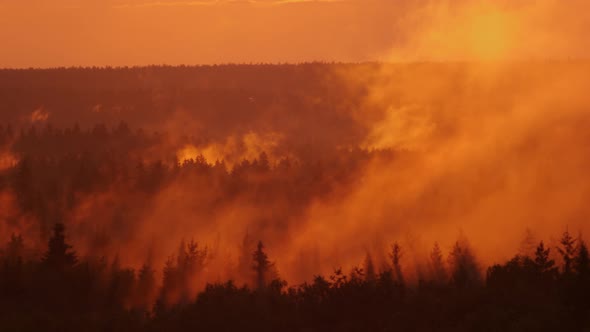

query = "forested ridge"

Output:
[[0, 123, 589, 331], [2, 63, 590, 331]]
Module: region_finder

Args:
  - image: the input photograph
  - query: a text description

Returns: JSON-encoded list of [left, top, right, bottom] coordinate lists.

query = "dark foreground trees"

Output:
[[0, 224, 589, 331]]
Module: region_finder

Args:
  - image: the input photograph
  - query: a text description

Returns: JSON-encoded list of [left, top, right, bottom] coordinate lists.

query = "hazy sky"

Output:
[[0, 0, 588, 67]]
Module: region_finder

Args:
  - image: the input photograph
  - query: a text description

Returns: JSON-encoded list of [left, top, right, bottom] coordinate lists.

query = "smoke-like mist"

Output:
[[289, 61, 590, 281], [16, 61, 584, 289]]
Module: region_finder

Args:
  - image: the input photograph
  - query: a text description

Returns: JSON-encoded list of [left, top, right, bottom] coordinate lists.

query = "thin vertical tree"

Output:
[[574, 237, 589, 279], [558, 228, 576, 276], [448, 238, 480, 288], [430, 242, 447, 285], [252, 241, 274, 291], [534, 241, 556, 274], [42, 223, 77, 270], [390, 242, 404, 286]]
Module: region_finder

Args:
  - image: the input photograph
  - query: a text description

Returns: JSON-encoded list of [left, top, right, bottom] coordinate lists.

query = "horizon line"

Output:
[[1, 58, 589, 71]]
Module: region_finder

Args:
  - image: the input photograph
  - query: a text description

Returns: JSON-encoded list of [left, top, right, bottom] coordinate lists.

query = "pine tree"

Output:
[[430, 242, 447, 284], [136, 260, 157, 311], [448, 239, 480, 288], [574, 238, 589, 279], [534, 241, 556, 274], [182, 240, 207, 277], [390, 242, 404, 286], [107, 255, 135, 308], [177, 239, 207, 303], [252, 241, 274, 290], [558, 228, 576, 276], [158, 255, 179, 307], [42, 223, 77, 270]]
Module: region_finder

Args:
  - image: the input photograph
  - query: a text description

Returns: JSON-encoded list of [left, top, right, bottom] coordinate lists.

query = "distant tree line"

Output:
[[1, 123, 386, 242]]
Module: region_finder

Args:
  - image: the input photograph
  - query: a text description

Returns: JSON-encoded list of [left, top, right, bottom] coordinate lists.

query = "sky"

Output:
[[0, 0, 589, 67]]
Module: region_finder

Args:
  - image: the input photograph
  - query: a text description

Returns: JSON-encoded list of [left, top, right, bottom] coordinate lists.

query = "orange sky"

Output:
[[0, 0, 589, 67]]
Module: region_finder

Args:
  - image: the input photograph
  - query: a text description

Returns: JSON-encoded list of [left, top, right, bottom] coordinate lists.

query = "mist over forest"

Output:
[[1, 63, 590, 331]]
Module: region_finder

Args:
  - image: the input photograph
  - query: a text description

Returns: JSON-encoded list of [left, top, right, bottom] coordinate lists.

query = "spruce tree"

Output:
[[558, 228, 576, 276], [42, 223, 77, 270], [390, 242, 404, 286], [252, 241, 274, 290], [430, 242, 447, 284]]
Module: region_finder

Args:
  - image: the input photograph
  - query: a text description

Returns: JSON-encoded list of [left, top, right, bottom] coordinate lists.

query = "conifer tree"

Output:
[[448, 239, 480, 288], [252, 241, 274, 290], [137, 260, 157, 310], [558, 228, 577, 276], [430, 242, 447, 284], [534, 241, 556, 274], [42, 223, 77, 270], [574, 238, 589, 279], [390, 242, 404, 286]]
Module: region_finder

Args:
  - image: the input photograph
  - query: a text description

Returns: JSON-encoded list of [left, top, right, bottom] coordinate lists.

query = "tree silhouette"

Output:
[[136, 260, 157, 311], [156, 255, 179, 311], [177, 239, 208, 303], [107, 255, 135, 308], [430, 242, 447, 284], [390, 242, 404, 286], [448, 239, 480, 288], [533, 241, 557, 277], [42, 223, 77, 270], [252, 241, 274, 291], [574, 237, 589, 279], [558, 228, 576, 276]]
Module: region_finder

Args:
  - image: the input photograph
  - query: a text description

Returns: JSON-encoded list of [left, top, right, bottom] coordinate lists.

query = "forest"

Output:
[[0, 214, 589, 331], [1, 63, 590, 331]]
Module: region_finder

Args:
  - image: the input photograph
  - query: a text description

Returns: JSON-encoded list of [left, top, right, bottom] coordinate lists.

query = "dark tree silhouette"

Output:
[[136, 260, 157, 311], [574, 237, 589, 278], [534, 241, 557, 277], [448, 239, 480, 288], [390, 242, 404, 286], [253, 241, 274, 291], [158, 255, 180, 308], [430, 242, 447, 284], [177, 239, 207, 304], [42, 223, 77, 270], [558, 228, 576, 276]]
